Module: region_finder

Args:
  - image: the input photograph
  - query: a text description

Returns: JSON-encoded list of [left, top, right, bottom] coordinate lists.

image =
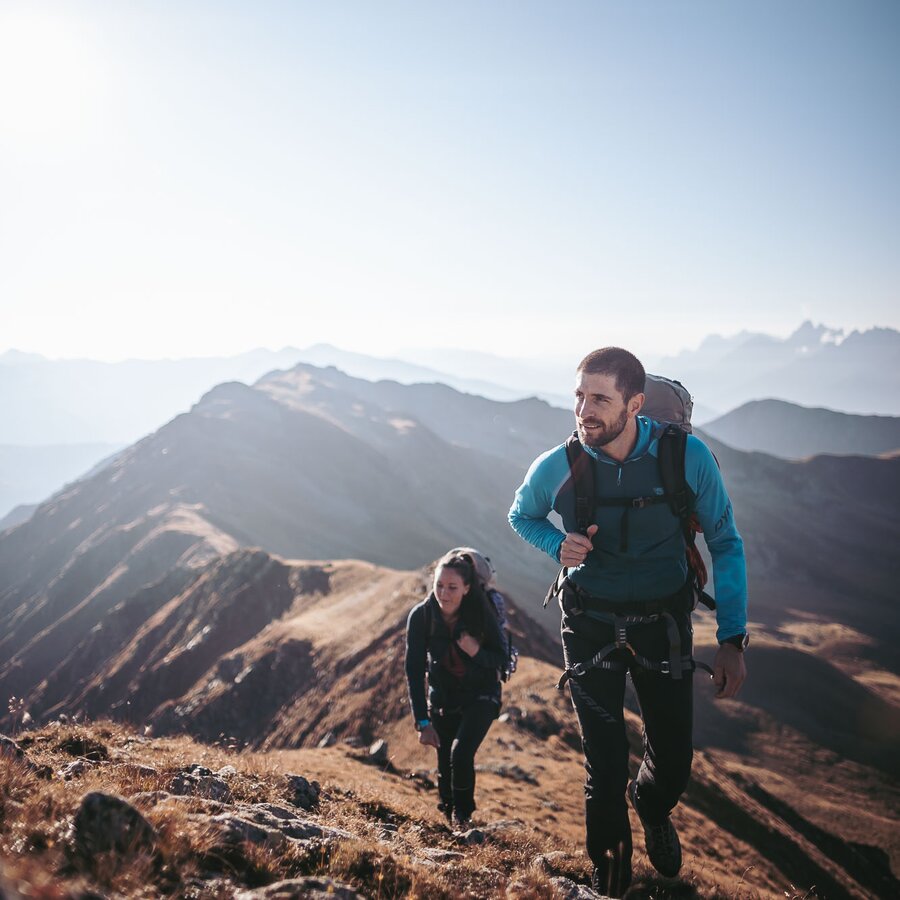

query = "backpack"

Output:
[[563, 375, 715, 608], [429, 547, 519, 682]]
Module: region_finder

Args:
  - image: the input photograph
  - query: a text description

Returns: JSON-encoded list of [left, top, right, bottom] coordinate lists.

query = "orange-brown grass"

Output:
[[1, 719, 578, 899]]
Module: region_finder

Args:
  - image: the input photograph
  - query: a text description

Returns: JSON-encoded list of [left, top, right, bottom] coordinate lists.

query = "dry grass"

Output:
[[1, 719, 579, 899]]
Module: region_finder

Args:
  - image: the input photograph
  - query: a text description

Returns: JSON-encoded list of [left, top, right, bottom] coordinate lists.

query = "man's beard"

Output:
[[579, 407, 628, 448]]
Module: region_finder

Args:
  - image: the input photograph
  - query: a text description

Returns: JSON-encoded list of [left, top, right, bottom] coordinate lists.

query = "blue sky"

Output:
[[1, 1, 897, 362]]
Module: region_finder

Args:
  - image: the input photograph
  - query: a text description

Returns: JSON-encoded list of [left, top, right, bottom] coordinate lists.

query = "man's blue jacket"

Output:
[[508, 416, 747, 642]]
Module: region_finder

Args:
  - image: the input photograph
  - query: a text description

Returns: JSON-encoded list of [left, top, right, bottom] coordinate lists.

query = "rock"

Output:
[[421, 848, 465, 862], [217, 765, 238, 778], [129, 791, 172, 807], [317, 731, 335, 748], [455, 827, 486, 846], [113, 762, 160, 779], [368, 739, 389, 765], [532, 851, 571, 874], [235, 877, 365, 899], [550, 876, 605, 899], [68, 792, 160, 867], [284, 774, 321, 811], [169, 768, 232, 802], [203, 804, 355, 852], [58, 759, 97, 780], [205, 812, 284, 850]]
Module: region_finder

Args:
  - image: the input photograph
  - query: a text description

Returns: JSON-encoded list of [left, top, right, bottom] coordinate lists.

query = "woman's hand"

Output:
[[418, 724, 440, 748], [456, 631, 481, 657]]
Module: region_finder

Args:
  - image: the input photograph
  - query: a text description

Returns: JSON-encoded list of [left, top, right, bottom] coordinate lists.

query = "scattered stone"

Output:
[[67, 792, 160, 867], [343, 736, 361, 748], [455, 827, 486, 846], [113, 762, 159, 779], [378, 824, 399, 842], [531, 851, 571, 874], [284, 774, 321, 810], [550, 876, 604, 899], [169, 767, 232, 802], [202, 804, 356, 854], [58, 759, 97, 780], [205, 812, 283, 850], [217, 765, 238, 778], [421, 848, 465, 863], [368, 739, 389, 765], [317, 731, 335, 748], [235, 877, 365, 899], [129, 791, 172, 807], [540, 799, 562, 812]]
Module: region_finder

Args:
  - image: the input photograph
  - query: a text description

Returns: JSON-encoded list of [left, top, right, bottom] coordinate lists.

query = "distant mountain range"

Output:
[[660, 322, 900, 416], [2, 323, 896, 519], [703, 399, 900, 459]]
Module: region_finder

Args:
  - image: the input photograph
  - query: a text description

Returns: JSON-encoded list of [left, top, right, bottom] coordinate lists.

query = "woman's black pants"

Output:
[[432, 698, 497, 821], [562, 611, 694, 866]]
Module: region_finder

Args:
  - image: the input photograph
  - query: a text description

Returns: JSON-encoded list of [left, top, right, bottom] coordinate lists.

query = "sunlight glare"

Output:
[[0, 11, 105, 142]]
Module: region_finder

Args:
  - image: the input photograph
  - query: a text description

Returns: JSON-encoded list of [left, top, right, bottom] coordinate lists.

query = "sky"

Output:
[[1, 1, 898, 364]]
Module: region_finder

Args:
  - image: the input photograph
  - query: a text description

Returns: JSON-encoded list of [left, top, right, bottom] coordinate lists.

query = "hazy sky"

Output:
[[1, 1, 897, 363]]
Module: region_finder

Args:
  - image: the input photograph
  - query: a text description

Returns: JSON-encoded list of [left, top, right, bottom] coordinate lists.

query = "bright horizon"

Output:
[[1, 2, 898, 363]]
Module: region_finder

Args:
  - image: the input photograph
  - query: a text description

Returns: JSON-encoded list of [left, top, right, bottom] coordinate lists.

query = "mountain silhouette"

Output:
[[702, 399, 900, 459]]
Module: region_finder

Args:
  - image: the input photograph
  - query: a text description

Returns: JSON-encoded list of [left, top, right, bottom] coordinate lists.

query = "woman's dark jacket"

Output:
[[405, 593, 506, 723]]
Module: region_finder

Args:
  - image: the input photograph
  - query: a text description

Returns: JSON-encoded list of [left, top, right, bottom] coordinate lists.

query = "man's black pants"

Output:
[[432, 698, 497, 821], [562, 611, 694, 865]]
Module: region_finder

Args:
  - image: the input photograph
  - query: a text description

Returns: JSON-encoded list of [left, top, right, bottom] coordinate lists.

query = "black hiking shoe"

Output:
[[627, 780, 682, 878], [591, 838, 632, 898]]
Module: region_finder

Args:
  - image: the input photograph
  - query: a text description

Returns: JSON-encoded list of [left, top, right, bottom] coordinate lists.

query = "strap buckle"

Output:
[[659, 660, 670, 675]]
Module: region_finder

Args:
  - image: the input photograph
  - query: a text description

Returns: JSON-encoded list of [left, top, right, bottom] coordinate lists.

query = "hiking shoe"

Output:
[[591, 839, 632, 897], [627, 780, 682, 877], [452, 814, 473, 832]]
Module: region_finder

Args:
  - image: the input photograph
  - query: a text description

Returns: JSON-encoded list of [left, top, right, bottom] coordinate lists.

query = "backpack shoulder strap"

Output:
[[565, 431, 594, 535], [658, 426, 714, 598], [657, 425, 691, 526]]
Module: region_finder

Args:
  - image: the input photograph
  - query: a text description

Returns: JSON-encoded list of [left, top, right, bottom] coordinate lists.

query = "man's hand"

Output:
[[418, 724, 440, 748], [457, 632, 481, 657], [713, 643, 747, 699], [560, 525, 599, 568]]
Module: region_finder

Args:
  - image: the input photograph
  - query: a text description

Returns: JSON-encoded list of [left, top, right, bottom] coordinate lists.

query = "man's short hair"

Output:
[[577, 347, 646, 402]]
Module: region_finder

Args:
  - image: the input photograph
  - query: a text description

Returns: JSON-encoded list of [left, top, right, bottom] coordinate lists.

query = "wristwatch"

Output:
[[415, 718, 431, 732], [719, 633, 749, 652]]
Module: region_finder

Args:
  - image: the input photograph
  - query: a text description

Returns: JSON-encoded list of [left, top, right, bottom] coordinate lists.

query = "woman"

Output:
[[405, 551, 506, 830]]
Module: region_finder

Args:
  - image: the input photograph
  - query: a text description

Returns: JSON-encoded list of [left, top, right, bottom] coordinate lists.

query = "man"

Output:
[[508, 347, 748, 896]]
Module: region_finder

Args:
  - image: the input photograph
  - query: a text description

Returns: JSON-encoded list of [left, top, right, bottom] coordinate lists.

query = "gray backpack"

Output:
[[643, 374, 693, 431]]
